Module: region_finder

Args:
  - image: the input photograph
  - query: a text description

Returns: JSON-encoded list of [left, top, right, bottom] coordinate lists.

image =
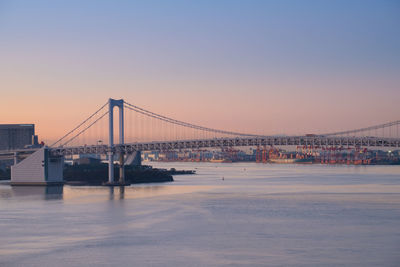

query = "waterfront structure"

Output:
[[1, 98, 399, 185], [11, 147, 63, 185], [0, 124, 37, 150]]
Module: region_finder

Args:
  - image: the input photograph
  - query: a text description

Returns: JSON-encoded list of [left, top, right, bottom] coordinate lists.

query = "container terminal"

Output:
[[144, 146, 400, 165]]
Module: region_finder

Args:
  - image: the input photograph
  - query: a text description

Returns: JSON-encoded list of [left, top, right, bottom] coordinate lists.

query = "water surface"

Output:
[[1, 163, 399, 266]]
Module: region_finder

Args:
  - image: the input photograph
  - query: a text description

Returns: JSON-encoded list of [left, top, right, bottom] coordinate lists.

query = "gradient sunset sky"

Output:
[[1, 0, 399, 143]]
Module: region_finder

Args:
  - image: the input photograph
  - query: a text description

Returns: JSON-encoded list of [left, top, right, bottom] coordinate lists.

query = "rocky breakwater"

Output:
[[63, 164, 195, 186]]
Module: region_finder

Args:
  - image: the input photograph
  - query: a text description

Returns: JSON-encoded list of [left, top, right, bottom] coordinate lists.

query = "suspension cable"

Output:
[[124, 101, 259, 137], [323, 120, 400, 137], [51, 102, 108, 147], [60, 111, 109, 147]]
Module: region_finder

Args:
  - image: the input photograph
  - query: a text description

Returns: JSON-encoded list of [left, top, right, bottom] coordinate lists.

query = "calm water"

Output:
[[1, 163, 400, 266]]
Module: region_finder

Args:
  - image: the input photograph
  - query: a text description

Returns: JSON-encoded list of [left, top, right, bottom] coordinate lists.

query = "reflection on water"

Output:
[[0, 163, 400, 266], [108, 186, 125, 200], [9, 186, 64, 200], [60, 184, 218, 203], [1, 163, 399, 204], [0, 183, 218, 203]]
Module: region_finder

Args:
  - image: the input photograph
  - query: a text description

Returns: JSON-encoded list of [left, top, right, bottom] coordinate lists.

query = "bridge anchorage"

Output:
[[2, 98, 399, 186]]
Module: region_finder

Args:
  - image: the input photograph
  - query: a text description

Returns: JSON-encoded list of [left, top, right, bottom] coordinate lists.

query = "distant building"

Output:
[[0, 124, 37, 150]]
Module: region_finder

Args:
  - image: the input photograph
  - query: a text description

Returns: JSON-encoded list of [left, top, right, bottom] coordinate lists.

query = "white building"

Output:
[[11, 147, 63, 185]]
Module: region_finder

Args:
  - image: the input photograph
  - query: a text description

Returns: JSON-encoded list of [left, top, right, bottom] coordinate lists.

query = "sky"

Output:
[[0, 0, 399, 143]]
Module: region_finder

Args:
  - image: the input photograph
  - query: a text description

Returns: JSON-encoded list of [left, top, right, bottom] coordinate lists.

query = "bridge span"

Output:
[[2, 135, 399, 161], [50, 136, 400, 156], [3, 98, 399, 185]]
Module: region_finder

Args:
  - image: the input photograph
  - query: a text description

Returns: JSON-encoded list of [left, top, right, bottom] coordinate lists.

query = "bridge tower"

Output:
[[108, 98, 124, 184]]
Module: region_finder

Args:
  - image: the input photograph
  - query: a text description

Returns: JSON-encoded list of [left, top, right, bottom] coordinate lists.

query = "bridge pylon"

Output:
[[108, 98, 124, 184]]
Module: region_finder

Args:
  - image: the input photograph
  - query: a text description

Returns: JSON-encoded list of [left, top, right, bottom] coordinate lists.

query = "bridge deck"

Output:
[[49, 136, 400, 156]]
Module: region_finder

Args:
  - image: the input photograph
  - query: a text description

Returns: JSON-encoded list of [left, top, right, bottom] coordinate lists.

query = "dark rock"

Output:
[[63, 163, 174, 185]]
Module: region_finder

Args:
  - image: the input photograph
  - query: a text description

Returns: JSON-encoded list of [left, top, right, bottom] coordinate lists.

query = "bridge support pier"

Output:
[[124, 151, 141, 166], [108, 151, 114, 183], [118, 102, 125, 183], [119, 154, 124, 183], [107, 98, 124, 185]]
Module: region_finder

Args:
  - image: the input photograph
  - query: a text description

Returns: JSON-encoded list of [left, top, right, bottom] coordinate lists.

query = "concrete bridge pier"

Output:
[[107, 151, 114, 183], [118, 101, 125, 184], [119, 153, 125, 183], [107, 98, 124, 185], [124, 151, 141, 166]]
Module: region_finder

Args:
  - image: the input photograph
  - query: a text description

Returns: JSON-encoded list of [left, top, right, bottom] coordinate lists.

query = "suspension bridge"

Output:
[[2, 98, 400, 185]]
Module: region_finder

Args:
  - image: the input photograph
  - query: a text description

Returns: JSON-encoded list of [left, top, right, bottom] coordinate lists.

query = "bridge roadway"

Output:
[[1, 136, 399, 159], [49, 136, 400, 156]]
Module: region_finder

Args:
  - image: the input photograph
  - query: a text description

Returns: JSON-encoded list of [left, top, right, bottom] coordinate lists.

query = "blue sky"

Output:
[[1, 0, 399, 140]]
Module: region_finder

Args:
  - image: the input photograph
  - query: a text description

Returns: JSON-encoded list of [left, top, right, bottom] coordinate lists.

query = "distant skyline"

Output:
[[1, 0, 399, 143]]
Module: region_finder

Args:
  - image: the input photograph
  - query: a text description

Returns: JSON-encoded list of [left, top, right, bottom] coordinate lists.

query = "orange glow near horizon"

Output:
[[1, 1, 399, 143], [1, 77, 399, 145]]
